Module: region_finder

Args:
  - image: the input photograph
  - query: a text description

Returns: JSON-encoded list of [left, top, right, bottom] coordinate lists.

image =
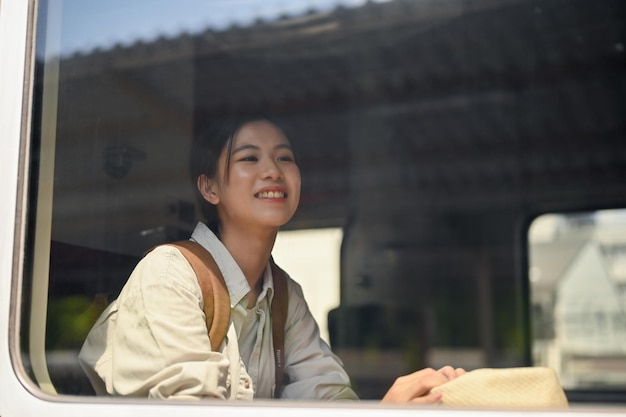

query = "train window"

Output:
[[529, 209, 626, 397], [273, 228, 343, 344], [19, 0, 626, 405]]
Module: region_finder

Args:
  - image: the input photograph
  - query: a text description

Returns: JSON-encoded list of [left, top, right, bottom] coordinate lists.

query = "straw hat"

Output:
[[431, 367, 569, 408]]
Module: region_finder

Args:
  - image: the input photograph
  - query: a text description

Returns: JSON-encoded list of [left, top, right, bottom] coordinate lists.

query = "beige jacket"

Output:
[[79, 222, 357, 401]]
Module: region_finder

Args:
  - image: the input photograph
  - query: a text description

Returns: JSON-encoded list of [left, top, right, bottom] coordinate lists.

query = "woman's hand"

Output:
[[381, 366, 466, 404]]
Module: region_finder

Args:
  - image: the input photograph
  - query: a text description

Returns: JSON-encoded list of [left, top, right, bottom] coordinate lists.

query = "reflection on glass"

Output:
[[529, 209, 626, 390], [28, 0, 626, 401], [60, 0, 387, 56]]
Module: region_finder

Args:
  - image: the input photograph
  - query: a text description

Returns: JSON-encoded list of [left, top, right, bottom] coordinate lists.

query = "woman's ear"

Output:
[[197, 174, 220, 205]]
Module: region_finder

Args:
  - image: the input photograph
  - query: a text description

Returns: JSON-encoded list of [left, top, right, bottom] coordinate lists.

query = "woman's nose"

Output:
[[261, 158, 282, 179]]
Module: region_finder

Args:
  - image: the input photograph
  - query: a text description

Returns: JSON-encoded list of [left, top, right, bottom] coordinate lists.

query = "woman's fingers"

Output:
[[381, 365, 467, 404], [438, 366, 466, 381], [438, 365, 456, 380], [381, 368, 450, 403], [409, 391, 443, 404]]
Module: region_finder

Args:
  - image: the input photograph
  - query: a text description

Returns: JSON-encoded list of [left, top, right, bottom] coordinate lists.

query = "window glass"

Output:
[[273, 228, 343, 344], [23, 0, 626, 402], [529, 210, 626, 392]]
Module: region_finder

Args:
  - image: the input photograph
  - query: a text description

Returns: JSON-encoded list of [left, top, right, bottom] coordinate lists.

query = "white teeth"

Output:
[[257, 191, 285, 198]]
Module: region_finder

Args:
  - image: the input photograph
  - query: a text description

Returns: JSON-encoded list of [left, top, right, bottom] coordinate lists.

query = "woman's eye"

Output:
[[240, 156, 258, 162], [278, 154, 295, 162]]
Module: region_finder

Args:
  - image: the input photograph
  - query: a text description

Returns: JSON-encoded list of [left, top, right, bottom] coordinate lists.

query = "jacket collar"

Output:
[[190, 222, 274, 307]]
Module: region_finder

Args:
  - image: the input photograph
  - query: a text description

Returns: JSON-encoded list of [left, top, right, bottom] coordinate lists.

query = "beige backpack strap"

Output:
[[163, 240, 231, 352], [270, 258, 289, 398]]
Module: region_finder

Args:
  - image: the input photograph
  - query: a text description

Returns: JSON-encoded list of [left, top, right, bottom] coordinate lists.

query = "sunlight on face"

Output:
[[214, 120, 301, 231]]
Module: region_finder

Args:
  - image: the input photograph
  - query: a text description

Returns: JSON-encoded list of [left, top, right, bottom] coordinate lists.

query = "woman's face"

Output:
[[210, 120, 301, 231]]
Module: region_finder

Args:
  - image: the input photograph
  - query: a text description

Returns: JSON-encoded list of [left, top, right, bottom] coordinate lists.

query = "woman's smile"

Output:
[[255, 187, 287, 200]]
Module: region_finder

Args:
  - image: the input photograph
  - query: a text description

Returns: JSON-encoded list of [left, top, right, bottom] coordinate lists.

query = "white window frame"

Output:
[[0, 0, 624, 416]]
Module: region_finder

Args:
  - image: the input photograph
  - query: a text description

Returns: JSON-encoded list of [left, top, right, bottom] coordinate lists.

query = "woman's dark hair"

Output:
[[189, 114, 280, 234]]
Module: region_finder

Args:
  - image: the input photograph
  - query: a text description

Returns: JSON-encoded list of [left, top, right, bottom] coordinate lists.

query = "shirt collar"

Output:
[[190, 222, 274, 307]]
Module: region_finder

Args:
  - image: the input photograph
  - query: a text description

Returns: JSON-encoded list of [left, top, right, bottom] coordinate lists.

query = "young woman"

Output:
[[79, 115, 464, 402]]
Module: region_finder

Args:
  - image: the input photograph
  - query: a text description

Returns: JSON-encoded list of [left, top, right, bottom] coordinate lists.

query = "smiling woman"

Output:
[[196, 118, 301, 235], [78, 115, 356, 400], [77, 114, 464, 400], [190, 116, 301, 235]]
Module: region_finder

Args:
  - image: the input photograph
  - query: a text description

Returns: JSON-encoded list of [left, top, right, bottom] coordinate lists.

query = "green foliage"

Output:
[[46, 296, 106, 350]]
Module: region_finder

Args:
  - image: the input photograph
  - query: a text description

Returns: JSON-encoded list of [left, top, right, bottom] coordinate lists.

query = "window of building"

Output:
[[529, 209, 626, 394]]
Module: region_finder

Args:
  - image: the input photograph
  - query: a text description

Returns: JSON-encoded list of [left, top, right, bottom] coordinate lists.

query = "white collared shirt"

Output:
[[79, 222, 357, 401]]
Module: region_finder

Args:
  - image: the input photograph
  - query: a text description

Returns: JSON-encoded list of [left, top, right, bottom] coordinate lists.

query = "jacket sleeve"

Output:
[[280, 278, 359, 400], [83, 246, 236, 400]]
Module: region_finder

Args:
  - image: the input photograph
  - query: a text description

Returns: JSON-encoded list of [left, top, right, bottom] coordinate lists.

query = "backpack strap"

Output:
[[162, 240, 231, 351], [270, 258, 288, 398], [155, 241, 289, 398]]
